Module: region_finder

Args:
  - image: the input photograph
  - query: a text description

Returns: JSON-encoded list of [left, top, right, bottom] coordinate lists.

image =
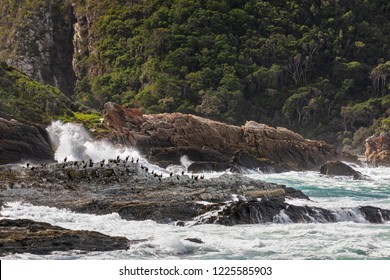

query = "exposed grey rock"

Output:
[[0, 161, 306, 224]]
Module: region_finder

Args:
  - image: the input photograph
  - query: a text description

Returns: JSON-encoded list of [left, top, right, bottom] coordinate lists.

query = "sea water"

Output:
[[1, 121, 390, 260]]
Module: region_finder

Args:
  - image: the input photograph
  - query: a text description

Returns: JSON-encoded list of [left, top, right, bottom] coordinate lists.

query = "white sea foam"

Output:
[[2, 202, 390, 260], [46, 121, 169, 174]]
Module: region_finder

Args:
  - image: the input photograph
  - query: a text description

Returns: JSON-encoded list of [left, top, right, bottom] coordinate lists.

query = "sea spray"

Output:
[[46, 120, 140, 162]]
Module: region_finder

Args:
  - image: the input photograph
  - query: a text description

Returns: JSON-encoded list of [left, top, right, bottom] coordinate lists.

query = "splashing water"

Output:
[[46, 120, 140, 163]]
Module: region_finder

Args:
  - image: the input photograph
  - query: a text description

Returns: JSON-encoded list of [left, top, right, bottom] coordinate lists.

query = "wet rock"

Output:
[[103, 102, 345, 172], [0, 162, 305, 224], [0, 219, 131, 256], [365, 133, 390, 167], [199, 200, 390, 226], [0, 116, 54, 165], [320, 161, 365, 180], [359, 206, 390, 223], [185, 238, 204, 244]]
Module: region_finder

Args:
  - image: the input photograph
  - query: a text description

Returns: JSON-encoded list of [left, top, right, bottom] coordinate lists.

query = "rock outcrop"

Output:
[[0, 219, 131, 256], [1, 160, 388, 227], [320, 161, 365, 180], [104, 103, 344, 172], [197, 200, 390, 226], [365, 133, 390, 167], [0, 161, 307, 224], [0, 115, 54, 165]]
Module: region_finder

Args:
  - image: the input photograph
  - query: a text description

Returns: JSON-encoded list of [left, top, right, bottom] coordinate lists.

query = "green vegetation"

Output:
[[1, 0, 390, 150], [0, 60, 74, 123], [57, 112, 108, 135]]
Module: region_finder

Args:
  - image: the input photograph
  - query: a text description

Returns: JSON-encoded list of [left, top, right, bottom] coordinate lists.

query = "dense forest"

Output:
[[1, 0, 390, 152]]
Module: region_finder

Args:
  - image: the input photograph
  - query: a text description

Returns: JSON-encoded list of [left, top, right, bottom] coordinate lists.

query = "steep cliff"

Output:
[[0, 59, 74, 123], [0, 0, 76, 96]]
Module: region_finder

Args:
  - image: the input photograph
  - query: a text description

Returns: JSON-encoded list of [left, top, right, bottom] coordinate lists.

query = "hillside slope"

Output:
[[0, 0, 389, 151]]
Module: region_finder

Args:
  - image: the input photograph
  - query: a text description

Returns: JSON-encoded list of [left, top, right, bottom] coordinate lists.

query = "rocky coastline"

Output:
[[1, 106, 389, 256], [0, 157, 389, 255]]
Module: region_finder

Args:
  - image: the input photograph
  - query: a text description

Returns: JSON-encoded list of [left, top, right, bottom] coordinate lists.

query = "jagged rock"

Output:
[[103, 102, 345, 172], [0, 116, 54, 165], [320, 161, 365, 180], [199, 199, 390, 226], [0, 219, 132, 256], [365, 133, 390, 167]]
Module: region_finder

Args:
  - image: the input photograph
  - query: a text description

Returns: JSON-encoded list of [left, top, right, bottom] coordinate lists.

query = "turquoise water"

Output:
[[1, 165, 390, 260]]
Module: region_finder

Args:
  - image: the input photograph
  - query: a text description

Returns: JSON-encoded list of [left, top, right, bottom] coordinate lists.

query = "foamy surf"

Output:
[[1, 202, 390, 260]]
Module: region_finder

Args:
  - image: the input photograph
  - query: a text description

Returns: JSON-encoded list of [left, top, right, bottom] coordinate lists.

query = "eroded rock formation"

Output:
[[104, 102, 345, 172]]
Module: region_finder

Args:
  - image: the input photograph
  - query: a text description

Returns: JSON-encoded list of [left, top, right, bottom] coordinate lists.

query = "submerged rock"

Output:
[[0, 219, 132, 256], [103, 102, 347, 172]]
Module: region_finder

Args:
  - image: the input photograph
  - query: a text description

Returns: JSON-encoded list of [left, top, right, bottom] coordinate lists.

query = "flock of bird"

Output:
[[25, 155, 205, 181]]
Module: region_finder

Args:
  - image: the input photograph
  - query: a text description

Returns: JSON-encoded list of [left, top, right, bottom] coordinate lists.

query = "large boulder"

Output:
[[0, 114, 54, 164], [365, 133, 390, 167], [104, 103, 346, 172], [320, 161, 365, 180]]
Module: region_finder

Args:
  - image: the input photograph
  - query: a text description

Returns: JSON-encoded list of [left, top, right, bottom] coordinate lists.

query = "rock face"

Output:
[[0, 219, 130, 256], [365, 133, 390, 167], [104, 102, 343, 172], [320, 161, 365, 180], [0, 0, 76, 96], [0, 116, 54, 165]]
